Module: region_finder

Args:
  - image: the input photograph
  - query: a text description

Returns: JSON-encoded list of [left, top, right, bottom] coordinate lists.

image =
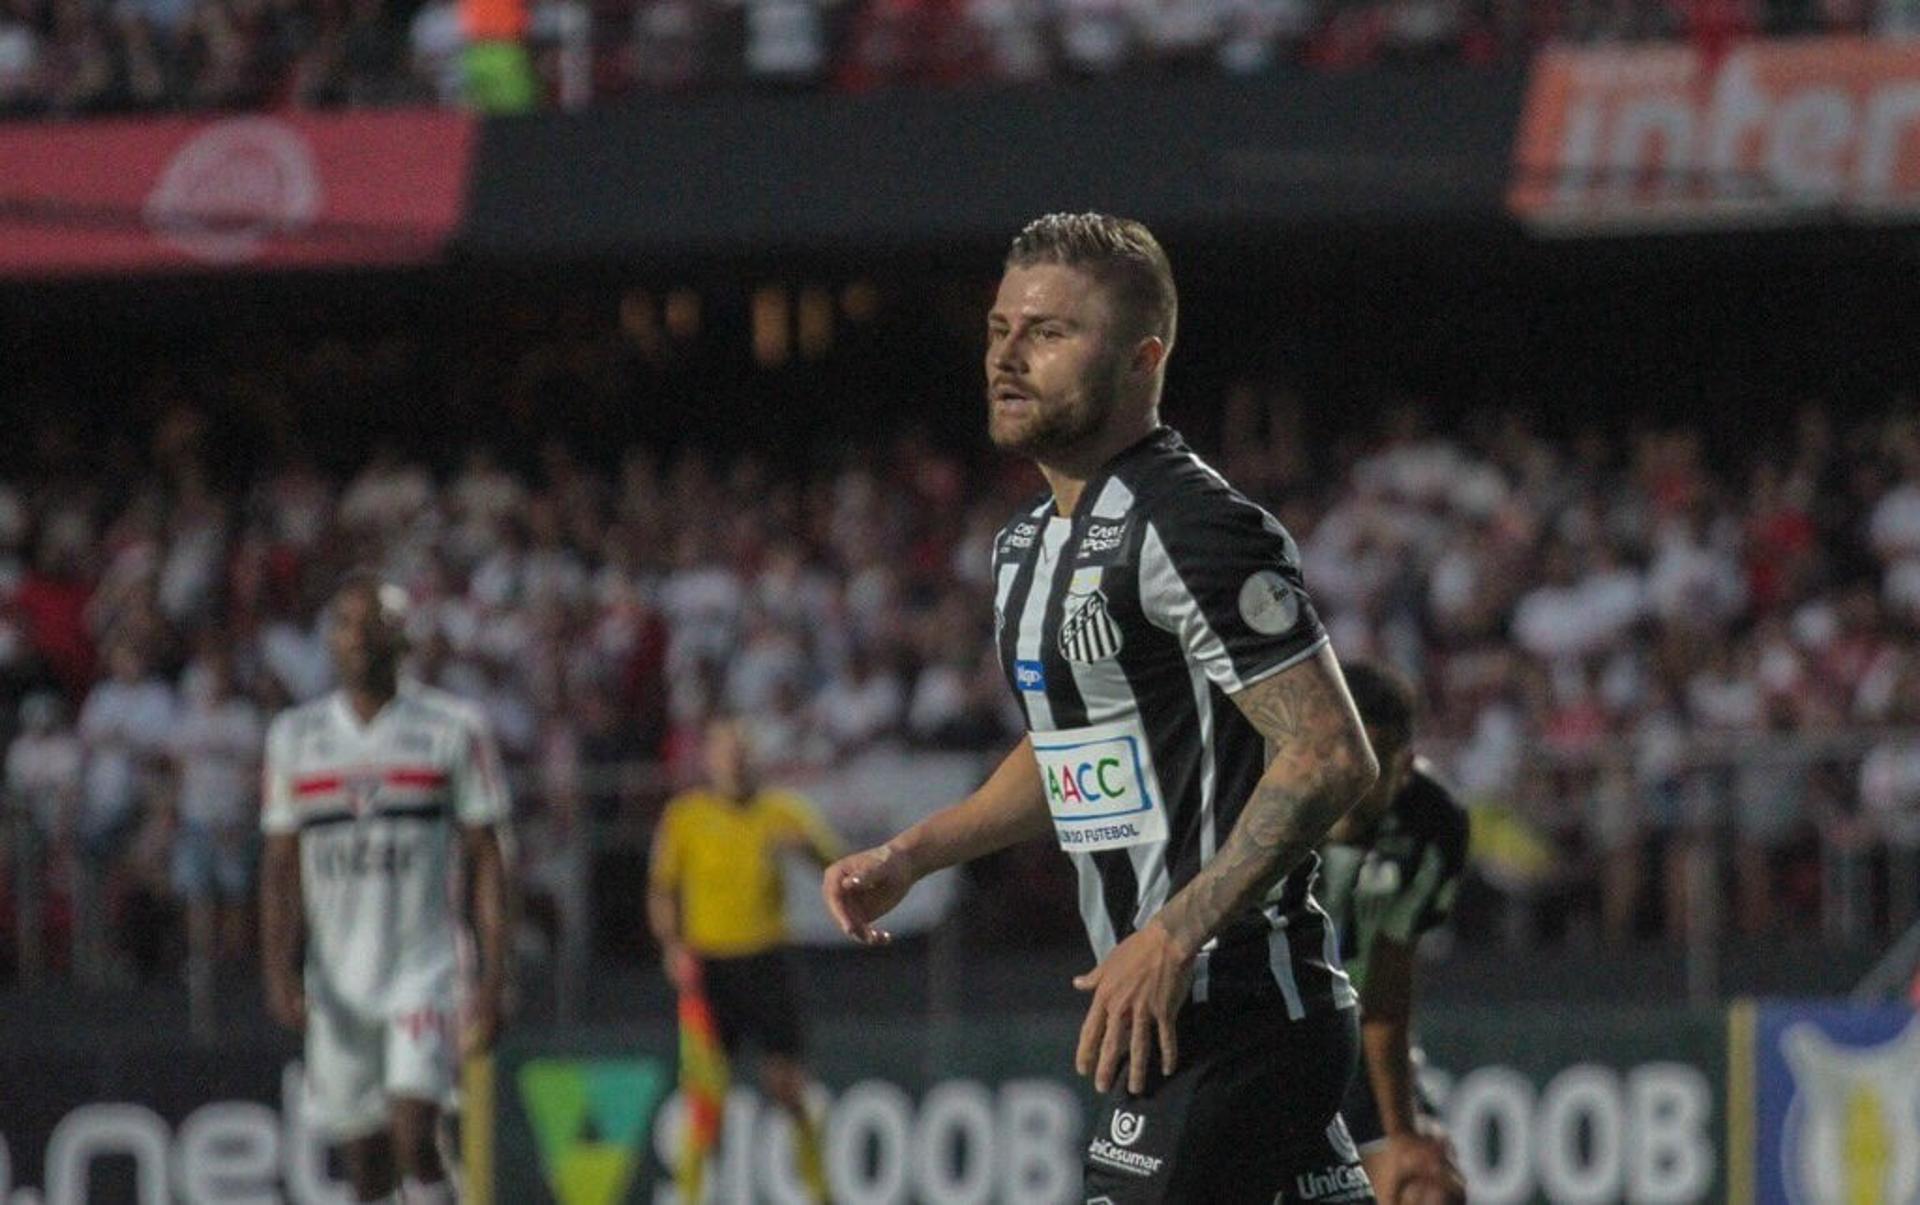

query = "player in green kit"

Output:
[[1316, 662, 1468, 1205]]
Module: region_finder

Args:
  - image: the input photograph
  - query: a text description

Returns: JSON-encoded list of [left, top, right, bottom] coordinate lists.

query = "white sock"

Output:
[[403, 1177, 456, 1204]]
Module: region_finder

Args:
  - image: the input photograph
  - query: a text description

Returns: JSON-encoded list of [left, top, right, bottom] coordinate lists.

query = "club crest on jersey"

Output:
[[345, 773, 384, 816], [1059, 589, 1123, 663]]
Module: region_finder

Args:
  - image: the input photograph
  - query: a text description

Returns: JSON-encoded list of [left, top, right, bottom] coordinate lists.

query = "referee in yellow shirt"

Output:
[[648, 713, 844, 1204]]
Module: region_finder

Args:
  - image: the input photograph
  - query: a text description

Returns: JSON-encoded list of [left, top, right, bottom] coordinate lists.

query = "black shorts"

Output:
[[700, 950, 804, 1059], [1083, 1003, 1373, 1204], [1340, 1042, 1442, 1152]]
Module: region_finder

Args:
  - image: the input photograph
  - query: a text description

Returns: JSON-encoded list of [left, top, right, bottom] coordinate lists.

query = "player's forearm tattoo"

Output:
[[1154, 662, 1376, 958]]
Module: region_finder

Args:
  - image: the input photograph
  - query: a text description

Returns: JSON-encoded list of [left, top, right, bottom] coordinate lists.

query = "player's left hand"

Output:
[[1073, 920, 1194, 1095], [462, 991, 502, 1060]]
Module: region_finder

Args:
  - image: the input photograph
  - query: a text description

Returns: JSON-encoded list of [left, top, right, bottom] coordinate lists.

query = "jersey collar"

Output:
[[329, 679, 418, 734], [1051, 425, 1180, 519]]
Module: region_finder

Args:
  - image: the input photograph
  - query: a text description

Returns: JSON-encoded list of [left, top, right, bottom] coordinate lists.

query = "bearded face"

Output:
[[986, 263, 1136, 462]]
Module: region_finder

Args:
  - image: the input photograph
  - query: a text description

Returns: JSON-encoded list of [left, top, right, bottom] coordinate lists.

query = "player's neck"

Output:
[[343, 681, 399, 725], [1037, 412, 1159, 517]]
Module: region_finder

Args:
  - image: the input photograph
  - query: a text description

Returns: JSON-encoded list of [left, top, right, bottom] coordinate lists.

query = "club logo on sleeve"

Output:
[[1059, 589, 1124, 662], [1238, 570, 1301, 636]]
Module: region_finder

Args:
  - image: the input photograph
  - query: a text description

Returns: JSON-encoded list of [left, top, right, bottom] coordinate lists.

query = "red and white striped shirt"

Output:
[[263, 683, 508, 1016]]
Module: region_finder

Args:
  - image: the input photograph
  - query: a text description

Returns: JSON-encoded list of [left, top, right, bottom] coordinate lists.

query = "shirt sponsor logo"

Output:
[[1110, 1109, 1147, 1147], [1059, 589, 1124, 662], [1043, 751, 1132, 811], [1290, 1165, 1372, 1202], [1327, 1115, 1360, 1164], [1238, 570, 1301, 636], [1077, 519, 1131, 562], [1002, 520, 1040, 551], [1015, 660, 1047, 693], [1087, 1138, 1165, 1179], [1032, 721, 1168, 852]]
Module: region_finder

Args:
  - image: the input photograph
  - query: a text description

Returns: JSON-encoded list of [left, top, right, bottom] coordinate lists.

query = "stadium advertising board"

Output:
[[487, 1019, 1091, 1205], [491, 1009, 1731, 1205], [6, 1001, 1913, 1202], [1740, 1000, 1920, 1205], [1421, 1007, 1726, 1205], [463, 69, 1523, 258], [0, 1047, 363, 1204], [0, 111, 476, 277], [1511, 38, 1920, 231]]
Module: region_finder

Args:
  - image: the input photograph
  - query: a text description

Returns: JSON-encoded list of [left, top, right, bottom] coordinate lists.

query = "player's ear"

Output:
[[1130, 335, 1167, 377]]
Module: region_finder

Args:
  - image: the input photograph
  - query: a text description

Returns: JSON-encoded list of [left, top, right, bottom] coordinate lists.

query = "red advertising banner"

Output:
[[0, 110, 476, 276], [1512, 37, 1920, 231]]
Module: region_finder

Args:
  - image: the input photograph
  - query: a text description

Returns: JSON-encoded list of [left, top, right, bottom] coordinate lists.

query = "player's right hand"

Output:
[[822, 843, 914, 945], [266, 976, 306, 1032], [1375, 1133, 1464, 1205]]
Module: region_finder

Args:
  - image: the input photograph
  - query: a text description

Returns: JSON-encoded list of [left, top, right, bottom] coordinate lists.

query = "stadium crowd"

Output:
[[1, 355, 1919, 985], [0, 0, 1914, 118]]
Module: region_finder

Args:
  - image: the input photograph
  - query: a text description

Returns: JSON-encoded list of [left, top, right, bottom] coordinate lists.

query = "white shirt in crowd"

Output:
[[171, 696, 265, 827], [7, 727, 83, 834], [78, 678, 177, 827], [813, 667, 904, 752], [1861, 739, 1920, 846]]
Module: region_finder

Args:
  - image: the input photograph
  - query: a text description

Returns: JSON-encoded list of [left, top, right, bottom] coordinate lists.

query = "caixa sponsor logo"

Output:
[[0, 1062, 357, 1205], [1289, 1164, 1371, 1202]]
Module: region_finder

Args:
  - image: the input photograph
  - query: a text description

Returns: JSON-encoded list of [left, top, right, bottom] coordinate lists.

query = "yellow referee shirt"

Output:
[[649, 789, 846, 958]]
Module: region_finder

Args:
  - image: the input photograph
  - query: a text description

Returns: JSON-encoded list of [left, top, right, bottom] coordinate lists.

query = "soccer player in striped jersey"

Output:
[[1316, 662, 1468, 1205], [260, 572, 510, 1204], [824, 213, 1381, 1203]]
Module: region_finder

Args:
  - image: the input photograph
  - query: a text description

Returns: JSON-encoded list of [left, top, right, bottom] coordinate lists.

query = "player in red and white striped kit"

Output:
[[260, 572, 510, 1204]]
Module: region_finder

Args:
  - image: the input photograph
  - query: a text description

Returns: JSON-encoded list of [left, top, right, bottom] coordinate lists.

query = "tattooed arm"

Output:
[[1152, 644, 1379, 959], [1073, 644, 1377, 1093]]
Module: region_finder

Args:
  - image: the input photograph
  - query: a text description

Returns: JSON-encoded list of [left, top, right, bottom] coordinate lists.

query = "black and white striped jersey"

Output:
[[993, 426, 1356, 1019]]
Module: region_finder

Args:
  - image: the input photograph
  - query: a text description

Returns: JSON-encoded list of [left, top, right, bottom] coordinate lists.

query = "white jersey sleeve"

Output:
[[261, 712, 299, 835], [451, 706, 509, 828]]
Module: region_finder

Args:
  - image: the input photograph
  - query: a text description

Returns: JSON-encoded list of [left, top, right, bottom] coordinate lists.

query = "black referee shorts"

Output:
[[1340, 1042, 1442, 1152], [1082, 1002, 1373, 1204], [700, 950, 805, 1059]]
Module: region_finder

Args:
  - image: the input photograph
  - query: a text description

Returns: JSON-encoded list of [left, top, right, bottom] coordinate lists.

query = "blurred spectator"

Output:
[[167, 641, 262, 969], [5, 692, 81, 980], [10, 331, 1920, 986], [0, 0, 1914, 115], [75, 639, 175, 983], [811, 644, 904, 754]]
